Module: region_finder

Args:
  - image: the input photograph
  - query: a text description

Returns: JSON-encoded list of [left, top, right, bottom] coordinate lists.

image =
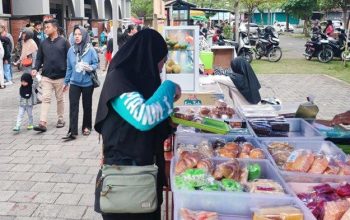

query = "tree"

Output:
[[318, 0, 350, 29], [283, 0, 318, 36], [131, 0, 152, 19]]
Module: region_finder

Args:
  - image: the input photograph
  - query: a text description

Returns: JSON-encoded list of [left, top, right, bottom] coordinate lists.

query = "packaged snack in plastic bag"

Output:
[[221, 178, 243, 192], [283, 150, 315, 172], [182, 168, 208, 188], [308, 154, 329, 174]]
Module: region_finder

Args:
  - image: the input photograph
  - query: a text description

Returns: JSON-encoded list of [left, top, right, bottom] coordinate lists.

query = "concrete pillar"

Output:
[[0, 0, 4, 15], [12, 0, 50, 15], [74, 0, 85, 18], [96, 0, 105, 19], [112, 0, 120, 55], [125, 0, 131, 19]]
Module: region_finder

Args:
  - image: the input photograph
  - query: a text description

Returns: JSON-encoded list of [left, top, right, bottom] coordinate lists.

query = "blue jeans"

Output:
[[3, 63, 12, 82]]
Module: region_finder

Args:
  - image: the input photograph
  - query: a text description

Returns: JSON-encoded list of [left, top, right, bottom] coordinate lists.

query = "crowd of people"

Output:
[[1, 19, 144, 139]]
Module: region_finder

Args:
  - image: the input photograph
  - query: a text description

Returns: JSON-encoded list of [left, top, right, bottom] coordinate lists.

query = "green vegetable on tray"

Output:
[[221, 179, 243, 192], [248, 164, 262, 181]]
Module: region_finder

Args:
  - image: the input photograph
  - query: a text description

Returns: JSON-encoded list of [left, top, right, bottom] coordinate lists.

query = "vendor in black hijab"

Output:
[[229, 57, 261, 104], [199, 57, 261, 105], [94, 29, 181, 220]]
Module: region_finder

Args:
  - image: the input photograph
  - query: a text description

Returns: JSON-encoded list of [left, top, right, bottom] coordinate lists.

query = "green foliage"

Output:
[[282, 0, 317, 19], [131, 0, 152, 18], [187, 0, 239, 10], [223, 25, 233, 39]]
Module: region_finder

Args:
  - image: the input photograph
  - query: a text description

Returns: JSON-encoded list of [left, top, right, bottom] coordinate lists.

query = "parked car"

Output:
[[273, 22, 295, 32], [239, 22, 260, 34]]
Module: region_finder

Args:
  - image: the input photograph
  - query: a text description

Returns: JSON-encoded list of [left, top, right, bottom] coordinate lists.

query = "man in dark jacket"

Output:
[[32, 19, 69, 132]]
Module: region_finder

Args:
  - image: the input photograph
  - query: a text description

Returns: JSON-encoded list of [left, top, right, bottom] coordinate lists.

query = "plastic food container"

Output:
[[174, 196, 315, 220], [248, 118, 324, 140], [171, 157, 298, 219], [261, 139, 350, 183], [173, 133, 267, 159]]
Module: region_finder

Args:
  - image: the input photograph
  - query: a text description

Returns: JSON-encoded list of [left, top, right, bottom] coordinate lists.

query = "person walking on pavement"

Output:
[[15, 28, 41, 104], [32, 19, 69, 132], [13, 73, 36, 131], [0, 35, 11, 88], [62, 26, 99, 141], [0, 25, 14, 86], [0, 40, 5, 89], [33, 21, 46, 47]]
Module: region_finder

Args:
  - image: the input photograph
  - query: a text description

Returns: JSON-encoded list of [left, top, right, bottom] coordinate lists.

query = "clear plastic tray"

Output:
[[173, 133, 267, 159], [171, 156, 315, 219], [171, 158, 297, 220], [174, 197, 315, 220], [248, 118, 324, 140], [261, 139, 350, 183]]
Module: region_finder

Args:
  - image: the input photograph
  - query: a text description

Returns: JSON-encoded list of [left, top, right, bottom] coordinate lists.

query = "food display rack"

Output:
[[162, 26, 200, 92]]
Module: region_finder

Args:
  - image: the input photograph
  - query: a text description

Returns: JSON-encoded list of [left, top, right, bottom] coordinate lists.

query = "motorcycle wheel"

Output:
[[317, 48, 333, 63], [268, 47, 283, 62], [239, 51, 253, 63], [255, 53, 262, 60], [305, 56, 312, 61], [341, 51, 350, 61]]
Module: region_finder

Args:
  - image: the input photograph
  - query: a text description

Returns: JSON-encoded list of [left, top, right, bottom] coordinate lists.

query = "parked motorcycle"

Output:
[[224, 31, 253, 63], [304, 32, 334, 63], [328, 29, 350, 61], [254, 26, 283, 62]]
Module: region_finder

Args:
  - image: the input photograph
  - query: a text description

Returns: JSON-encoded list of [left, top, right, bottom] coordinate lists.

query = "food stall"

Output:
[[159, 21, 350, 220], [163, 81, 350, 220]]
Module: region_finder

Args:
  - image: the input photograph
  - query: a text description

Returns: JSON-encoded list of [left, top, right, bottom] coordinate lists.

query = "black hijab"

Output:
[[229, 57, 261, 104], [94, 29, 168, 133], [20, 73, 33, 99]]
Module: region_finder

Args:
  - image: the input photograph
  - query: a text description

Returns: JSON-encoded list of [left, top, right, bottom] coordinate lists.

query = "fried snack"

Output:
[[249, 149, 265, 159], [241, 142, 254, 154], [213, 160, 241, 181], [308, 155, 329, 174], [197, 159, 214, 173]]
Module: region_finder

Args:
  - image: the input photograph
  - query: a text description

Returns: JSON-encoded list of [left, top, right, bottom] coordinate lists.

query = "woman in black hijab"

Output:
[[199, 57, 261, 105], [94, 29, 181, 220], [229, 57, 261, 104]]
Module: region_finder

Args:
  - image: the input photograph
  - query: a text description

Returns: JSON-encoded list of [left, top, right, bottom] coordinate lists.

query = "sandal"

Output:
[[56, 120, 65, 128], [83, 128, 91, 136]]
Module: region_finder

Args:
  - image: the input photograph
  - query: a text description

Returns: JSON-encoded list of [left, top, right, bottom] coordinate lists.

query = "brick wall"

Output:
[[66, 19, 84, 38], [10, 18, 30, 46]]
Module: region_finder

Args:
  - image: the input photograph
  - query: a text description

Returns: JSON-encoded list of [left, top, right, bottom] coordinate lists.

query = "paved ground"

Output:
[[0, 35, 349, 219], [279, 34, 306, 59]]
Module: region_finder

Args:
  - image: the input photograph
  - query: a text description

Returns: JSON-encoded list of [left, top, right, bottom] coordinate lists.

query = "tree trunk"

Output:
[[342, 6, 348, 30], [286, 12, 290, 31], [260, 11, 264, 26], [248, 13, 251, 37], [303, 17, 310, 37], [234, 0, 240, 43], [267, 8, 271, 25]]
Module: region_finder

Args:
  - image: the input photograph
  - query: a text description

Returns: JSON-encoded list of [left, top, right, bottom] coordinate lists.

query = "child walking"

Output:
[[13, 73, 35, 131]]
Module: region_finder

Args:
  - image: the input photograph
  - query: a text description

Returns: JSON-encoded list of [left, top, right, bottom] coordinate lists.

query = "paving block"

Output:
[[55, 193, 82, 205]]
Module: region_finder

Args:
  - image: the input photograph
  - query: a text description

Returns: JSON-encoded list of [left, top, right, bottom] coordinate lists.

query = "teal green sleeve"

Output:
[[111, 80, 177, 131]]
